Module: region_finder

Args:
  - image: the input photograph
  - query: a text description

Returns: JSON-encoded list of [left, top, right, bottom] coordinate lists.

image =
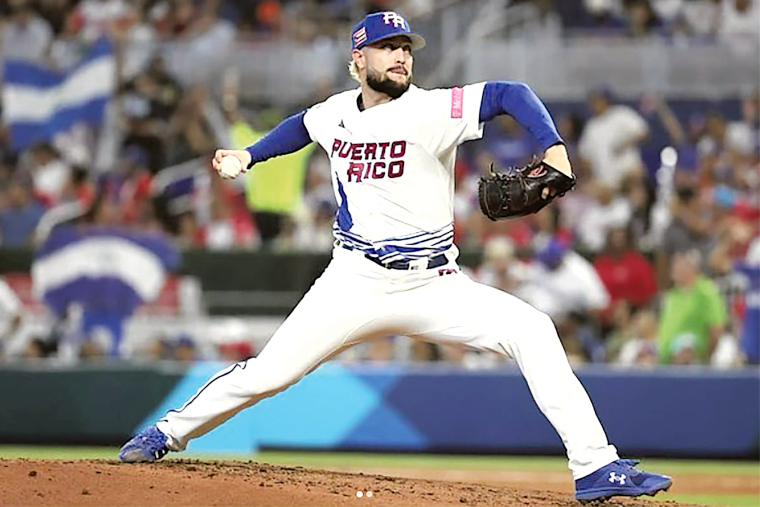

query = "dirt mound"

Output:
[[0, 459, 695, 507]]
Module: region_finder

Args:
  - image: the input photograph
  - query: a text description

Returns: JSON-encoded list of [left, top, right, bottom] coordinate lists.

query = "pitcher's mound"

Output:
[[0, 459, 693, 506]]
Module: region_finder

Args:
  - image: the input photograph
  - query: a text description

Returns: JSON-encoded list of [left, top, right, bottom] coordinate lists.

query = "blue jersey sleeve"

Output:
[[244, 110, 312, 168], [479, 81, 563, 152]]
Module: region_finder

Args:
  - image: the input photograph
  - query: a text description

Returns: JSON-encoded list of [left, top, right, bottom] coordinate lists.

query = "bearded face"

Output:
[[357, 36, 414, 100], [366, 65, 412, 99]]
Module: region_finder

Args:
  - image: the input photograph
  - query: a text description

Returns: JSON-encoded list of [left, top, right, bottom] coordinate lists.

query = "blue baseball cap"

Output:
[[537, 238, 567, 269], [351, 11, 426, 51]]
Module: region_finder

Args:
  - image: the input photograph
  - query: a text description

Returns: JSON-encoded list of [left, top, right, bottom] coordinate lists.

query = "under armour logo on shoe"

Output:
[[608, 472, 627, 485]]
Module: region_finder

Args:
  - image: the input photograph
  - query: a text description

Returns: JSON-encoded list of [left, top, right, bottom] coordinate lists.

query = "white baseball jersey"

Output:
[[303, 83, 486, 264], [156, 82, 620, 480]]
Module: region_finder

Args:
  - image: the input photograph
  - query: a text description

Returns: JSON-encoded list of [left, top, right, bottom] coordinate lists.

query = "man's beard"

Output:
[[366, 67, 411, 99]]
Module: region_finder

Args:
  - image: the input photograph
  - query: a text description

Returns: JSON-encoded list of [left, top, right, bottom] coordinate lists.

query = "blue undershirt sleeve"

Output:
[[478, 81, 563, 152], [244, 110, 312, 168]]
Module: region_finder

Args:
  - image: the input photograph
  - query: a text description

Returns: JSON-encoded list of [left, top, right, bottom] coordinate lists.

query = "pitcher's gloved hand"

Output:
[[478, 159, 576, 220]]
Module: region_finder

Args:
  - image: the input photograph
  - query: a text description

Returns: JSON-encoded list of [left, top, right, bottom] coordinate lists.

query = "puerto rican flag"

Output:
[[353, 27, 367, 46]]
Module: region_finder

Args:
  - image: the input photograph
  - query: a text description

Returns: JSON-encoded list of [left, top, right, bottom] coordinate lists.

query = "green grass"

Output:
[[255, 451, 760, 476], [0, 446, 117, 460], [0, 447, 756, 507], [0, 447, 757, 476]]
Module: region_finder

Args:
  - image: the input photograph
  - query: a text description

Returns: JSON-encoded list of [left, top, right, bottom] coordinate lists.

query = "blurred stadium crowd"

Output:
[[0, 0, 757, 368]]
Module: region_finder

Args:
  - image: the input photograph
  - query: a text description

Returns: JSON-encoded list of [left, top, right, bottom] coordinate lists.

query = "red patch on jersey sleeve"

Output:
[[451, 87, 463, 118]]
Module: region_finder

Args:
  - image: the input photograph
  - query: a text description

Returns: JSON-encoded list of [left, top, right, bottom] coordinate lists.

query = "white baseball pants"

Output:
[[157, 246, 618, 479]]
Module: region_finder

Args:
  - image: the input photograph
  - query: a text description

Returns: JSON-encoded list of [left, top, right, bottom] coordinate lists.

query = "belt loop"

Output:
[[408, 258, 427, 270]]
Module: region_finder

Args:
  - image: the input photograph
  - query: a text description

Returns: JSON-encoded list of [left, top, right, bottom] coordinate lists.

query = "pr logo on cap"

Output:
[[382, 12, 408, 29]]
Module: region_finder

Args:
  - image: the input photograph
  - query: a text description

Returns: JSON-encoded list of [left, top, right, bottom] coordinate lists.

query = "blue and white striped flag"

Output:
[[2, 38, 115, 152], [31, 226, 180, 318]]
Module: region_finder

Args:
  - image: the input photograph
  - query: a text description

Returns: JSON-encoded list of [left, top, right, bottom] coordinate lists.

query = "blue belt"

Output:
[[338, 241, 448, 270]]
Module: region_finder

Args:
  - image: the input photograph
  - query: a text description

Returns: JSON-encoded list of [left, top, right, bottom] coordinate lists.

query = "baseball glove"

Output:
[[478, 159, 576, 221]]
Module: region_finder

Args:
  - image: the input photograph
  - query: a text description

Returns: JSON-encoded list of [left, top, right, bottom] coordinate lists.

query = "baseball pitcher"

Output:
[[119, 11, 672, 502]]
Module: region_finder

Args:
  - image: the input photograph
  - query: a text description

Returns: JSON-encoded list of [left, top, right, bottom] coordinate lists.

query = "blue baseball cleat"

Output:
[[118, 425, 170, 463], [575, 459, 672, 502]]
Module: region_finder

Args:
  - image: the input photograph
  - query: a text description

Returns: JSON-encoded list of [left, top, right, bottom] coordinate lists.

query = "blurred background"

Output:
[[0, 0, 757, 498]]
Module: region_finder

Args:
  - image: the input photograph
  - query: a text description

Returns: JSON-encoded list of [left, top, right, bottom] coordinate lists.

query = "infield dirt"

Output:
[[0, 458, 732, 506]]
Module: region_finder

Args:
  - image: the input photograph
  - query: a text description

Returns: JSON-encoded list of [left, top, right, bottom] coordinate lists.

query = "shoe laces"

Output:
[[617, 459, 642, 475], [139, 428, 168, 455]]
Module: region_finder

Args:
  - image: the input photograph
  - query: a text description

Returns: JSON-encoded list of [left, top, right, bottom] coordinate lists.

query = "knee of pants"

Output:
[[234, 358, 304, 398], [508, 309, 561, 350], [535, 311, 559, 336]]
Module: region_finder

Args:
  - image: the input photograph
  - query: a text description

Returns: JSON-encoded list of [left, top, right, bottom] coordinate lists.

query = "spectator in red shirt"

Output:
[[593, 225, 658, 327], [117, 147, 153, 226]]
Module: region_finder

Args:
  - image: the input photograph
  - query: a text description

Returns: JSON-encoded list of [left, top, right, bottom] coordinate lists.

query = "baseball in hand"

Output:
[[218, 156, 243, 179]]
